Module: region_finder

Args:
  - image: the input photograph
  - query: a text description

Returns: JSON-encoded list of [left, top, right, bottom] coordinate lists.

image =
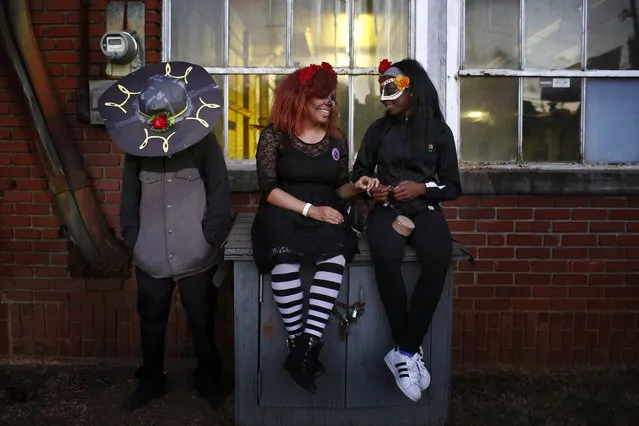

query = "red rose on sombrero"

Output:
[[98, 61, 223, 157]]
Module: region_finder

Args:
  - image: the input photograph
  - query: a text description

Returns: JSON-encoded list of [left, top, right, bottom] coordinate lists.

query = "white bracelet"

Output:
[[302, 203, 312, 217]]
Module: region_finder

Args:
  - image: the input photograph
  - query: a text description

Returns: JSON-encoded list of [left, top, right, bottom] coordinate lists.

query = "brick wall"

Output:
[[1, 1, 638, 368]]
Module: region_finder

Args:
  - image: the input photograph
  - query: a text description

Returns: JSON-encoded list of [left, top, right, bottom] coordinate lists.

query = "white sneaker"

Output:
[[416, 347, 431, 391], [383, 347, 422, 402]]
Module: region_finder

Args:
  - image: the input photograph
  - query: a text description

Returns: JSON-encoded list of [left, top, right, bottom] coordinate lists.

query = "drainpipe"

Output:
[[0, 0, 130, 278]]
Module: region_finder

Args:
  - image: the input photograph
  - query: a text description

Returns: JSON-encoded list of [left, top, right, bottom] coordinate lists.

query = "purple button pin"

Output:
[[332, 147, 340, 161]]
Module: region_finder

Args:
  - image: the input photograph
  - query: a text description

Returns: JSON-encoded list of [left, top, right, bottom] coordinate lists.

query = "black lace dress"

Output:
[[251, 124, 359, 273]]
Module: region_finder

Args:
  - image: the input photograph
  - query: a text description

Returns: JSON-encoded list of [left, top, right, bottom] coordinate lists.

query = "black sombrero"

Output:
[[98, 61, 223, 157]]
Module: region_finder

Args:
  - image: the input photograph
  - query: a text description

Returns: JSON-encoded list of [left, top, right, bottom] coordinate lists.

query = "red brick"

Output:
[[31, 216, 63, 227], [555, 197, 591, 207], [498, 209, 533, 220], [569, 261, 605, 273], [608, 209, 639, 221], [572, 209, 607, 220], [459, 208, 495, 220], [587, 299, 624, 310], [475, 299, 512, 311], [516, 248, 550, 259], [513, 299, 549, 310], [590, 274, 624, 285], [495, 261, 530, 272], [549, 299, 586, 311], [605, 287, 639, 298], [457, 286, 494, 298], [553, 248, 588, 259], [532, 287, 567, 298], [532, 261, 569, 273], [0, 215, 31, 226], [515, 221, 551, 233], [590, 248, 626, 259], [553, 222, 588, 233], [598, 235, 618, 246], [535, 209, 570, 220], [0, 166, 30, 178], [569, 286, 604, 298], [487, 235, 505, 246], [516, 196, 555, 207], [480, 196, 517, 207], [447, 196, 479, 207], [591, 198, 627, 207], [14, 204, 52, 215], [562, 235, 598, 246], [507, 234, 543, 246], [553, 274, 588, 286], [33, 266, 68, 278], [15, 228, 42, 239], [477, 221, 513, 232], [618, 235, 639, 246], [513, 273, 550, 286], [478, 247, 514, 259], [448, 220, 476, 232], [14, 253, 50, 265], [477, 273, 513, 285], [495, 286, 531, 298], [590, 222, 626, 233], [31, 11, 65, 24], [455, 233, 486, 246]]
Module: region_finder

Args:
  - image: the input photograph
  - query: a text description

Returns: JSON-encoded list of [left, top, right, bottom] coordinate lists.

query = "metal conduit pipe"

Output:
[[1, 0, 129, 278]]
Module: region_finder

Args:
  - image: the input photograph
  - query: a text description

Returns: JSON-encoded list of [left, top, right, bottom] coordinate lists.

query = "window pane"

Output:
[[211, 75, 225, 150], [585, 79, 639, 163], [292, 0, 350, 67], [171, 1, 224, 66], [353, 75, 386, 157], [353, 0, 409, 68], [336, 75, 350, 156], [460, 77, 519, 162], [522, 78, 581, 162], [524, 0, 582, 69], [465, 0, 519, 69], [227, 75, 278, 160], [229, 0, 286, 67], [587, 0, 639, 70]]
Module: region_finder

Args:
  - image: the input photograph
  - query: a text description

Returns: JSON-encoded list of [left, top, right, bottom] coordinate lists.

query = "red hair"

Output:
[[270, 66, 342, 140]]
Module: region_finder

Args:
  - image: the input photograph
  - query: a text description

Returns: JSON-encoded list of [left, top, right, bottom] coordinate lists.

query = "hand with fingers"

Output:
[[392, 181, 426, 202], [307, 205, 344, 225], [353, 176, 380, 192], [369, 184, 393, 204]]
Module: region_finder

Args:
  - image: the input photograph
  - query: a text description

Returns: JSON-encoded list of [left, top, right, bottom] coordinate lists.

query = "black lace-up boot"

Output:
[[286, 336, 325, 378], [283, 333, 319, 394]]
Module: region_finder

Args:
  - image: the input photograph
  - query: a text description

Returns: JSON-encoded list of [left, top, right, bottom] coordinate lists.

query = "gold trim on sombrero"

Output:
[[139, 128, 176, 153], [165, 63, 193, 85], [103, 85, 142, 114], [185, 97, 221, 128]]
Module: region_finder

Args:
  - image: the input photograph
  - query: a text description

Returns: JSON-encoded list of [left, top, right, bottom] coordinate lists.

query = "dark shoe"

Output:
[[284, 333, 319, 394], [193, 372, 233, 409], [123, 371, 167, 412], [287, 337, 325, 378]]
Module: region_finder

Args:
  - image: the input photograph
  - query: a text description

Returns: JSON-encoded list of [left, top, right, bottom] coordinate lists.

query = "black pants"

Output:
[[136, 266, 222, 386], [367, 206, 452, 354]]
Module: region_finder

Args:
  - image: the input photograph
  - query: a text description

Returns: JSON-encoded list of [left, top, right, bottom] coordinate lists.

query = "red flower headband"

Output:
[[298, 62, 337, 84], [378, 58, 392, 74]]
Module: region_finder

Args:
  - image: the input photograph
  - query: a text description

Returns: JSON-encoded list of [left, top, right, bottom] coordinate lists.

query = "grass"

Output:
[[1, 363, 638, 425]]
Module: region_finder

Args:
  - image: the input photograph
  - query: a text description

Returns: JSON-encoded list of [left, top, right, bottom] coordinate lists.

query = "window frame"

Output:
[[162, 0, 428, 169], [447, 0, 639, 168]]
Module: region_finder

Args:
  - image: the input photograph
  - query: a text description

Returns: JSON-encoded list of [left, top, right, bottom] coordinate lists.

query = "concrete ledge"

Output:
[[227, 167, 639, 195]]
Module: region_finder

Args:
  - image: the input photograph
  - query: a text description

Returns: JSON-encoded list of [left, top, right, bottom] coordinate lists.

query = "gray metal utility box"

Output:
[[225, 213, 471, 426]]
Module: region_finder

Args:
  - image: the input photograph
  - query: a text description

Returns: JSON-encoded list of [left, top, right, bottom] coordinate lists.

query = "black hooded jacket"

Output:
[[351, 116, 462, 216]]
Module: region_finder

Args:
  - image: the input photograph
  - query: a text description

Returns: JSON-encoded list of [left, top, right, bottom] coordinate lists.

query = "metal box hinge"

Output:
[[257, 370, 263, 401], [258, 273, 263, 304]]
